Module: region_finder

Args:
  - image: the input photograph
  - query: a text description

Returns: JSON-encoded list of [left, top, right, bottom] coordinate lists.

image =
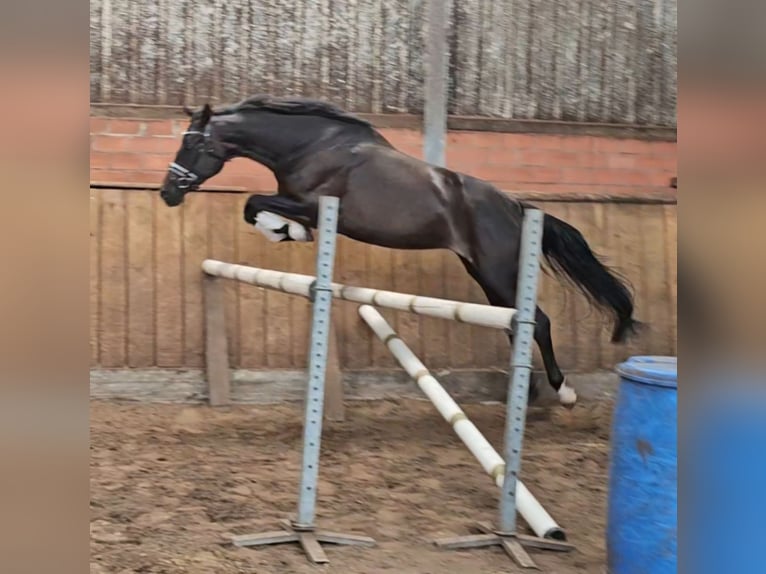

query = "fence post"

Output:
[[204, 275, 230, 406]]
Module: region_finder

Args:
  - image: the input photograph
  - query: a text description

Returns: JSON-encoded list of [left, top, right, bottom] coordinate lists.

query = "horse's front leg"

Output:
[[243, 194, 315, 243]]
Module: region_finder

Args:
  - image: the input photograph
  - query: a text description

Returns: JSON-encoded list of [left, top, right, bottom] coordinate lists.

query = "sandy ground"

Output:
[[90, 397, 614, 574]]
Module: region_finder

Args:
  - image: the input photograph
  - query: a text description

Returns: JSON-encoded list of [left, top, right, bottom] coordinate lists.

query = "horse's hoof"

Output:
[[557, 381, 578, 408]]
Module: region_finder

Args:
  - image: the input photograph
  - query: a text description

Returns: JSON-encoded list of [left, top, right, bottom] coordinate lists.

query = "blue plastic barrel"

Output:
[[607, 356, 677, 574]]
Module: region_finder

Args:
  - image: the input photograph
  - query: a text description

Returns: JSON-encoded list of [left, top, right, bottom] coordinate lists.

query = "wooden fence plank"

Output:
[[238, 226, 267, 369], [90, 190, 101, 365], [367, 244, 397, 369], [443, 252, 474, 369], [289, 242, 315, 369], [182, 193, 208, 367], [154, 193, 184, 366], [126, 191, 155, 367], [338, 238, 371, 369], [638, 204, 672, 355], [392, 248, 423, 363], [664, 205, 678, 353], [99, 190, 127, 367], [419, 250, 449, 367], [208, 195, 240, 367]]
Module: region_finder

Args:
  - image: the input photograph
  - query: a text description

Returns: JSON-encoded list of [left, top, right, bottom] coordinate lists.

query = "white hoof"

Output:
[[558, 380, 578, 407]]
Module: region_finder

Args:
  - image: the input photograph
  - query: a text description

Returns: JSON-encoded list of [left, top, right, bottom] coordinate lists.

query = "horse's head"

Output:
[[160, 103, 227, 206]]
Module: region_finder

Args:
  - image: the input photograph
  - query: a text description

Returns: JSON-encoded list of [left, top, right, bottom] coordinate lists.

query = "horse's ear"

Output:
[[182, 105, 194, 117], [200, 103, 213, 125]]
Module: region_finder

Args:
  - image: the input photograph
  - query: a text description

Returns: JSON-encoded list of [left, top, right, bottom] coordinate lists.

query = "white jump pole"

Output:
[[201, 259, 516, 331], [358, 305, 565, 541]]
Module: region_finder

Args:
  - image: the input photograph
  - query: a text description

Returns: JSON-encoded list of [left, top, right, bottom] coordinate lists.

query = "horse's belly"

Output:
[[337, 212, 451, 251]]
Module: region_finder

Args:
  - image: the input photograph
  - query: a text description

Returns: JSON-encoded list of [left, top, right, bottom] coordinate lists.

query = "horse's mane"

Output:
[[216, 95, 373, 128]]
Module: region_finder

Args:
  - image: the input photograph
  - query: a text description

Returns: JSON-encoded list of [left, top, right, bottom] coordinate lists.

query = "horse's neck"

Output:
[[223, 114, 379, 174]]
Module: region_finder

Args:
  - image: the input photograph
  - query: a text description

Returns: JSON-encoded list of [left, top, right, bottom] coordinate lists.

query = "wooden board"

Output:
[[126, 191, 155, 367], [663, 205, 678, 352], [419, 250, 449, 367], [90, 190, 101, 365], [238, 224, 267, 369], [154, 193, 184, 366], [208, 195, 240, 366], [99, 190, 127, 367], [182, 193, 208, 367]]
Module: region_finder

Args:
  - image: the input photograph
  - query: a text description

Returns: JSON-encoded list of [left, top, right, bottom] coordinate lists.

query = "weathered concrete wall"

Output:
[[89, 0, 677, 126]]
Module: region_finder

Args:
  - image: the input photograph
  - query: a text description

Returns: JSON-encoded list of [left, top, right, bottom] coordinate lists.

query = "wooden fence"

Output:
[[90, 189, 677, 375]]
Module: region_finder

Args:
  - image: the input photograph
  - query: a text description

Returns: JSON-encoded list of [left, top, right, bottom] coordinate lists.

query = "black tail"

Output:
[[541, 213, 642, 343]]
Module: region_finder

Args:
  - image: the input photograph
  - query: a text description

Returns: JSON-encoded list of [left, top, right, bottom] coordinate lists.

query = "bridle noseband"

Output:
[[169, 125, 224, 190]]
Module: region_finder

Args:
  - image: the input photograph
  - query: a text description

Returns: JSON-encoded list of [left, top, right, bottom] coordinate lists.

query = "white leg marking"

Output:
[[558, 378, 578, 407], [287, 220, 310, 242], [253, 211, 310, 242], [254, 211, 289, 242]]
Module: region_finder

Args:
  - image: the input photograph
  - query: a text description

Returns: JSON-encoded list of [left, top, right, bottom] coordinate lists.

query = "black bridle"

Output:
[[168, 125, 225, 189]]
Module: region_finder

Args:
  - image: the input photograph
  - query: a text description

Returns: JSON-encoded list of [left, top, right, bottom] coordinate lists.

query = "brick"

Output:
[[607, 154, 638, 169], [141, 154, 174, 171], [484, 146, 521, 166], [226, 157, 263, 177], [90, 117, 110, 135], [108, 119, 143, 135], [500, 132, 540, 150], [458, 131, 497, 149], [559, 135, 595, 152], [383, 129, 422, 147], [507, 166, 562, 184], [446, 146, 489, 172], [124, 136, 180, 155], [90, 169, 126, 184], [531, 134, 567, 150], [92, 135, 127, 152], [90, 151, 111, 170], [144, 120, 175, 137], [650, 141, 678, 158], [172, 119, 190, 136], [621, 169, 656, 186], [117, 153, 145, 170], [562, 167, 601, 185]]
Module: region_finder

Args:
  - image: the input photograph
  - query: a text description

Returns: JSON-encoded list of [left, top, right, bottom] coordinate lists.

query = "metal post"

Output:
[[424, 0, 451, 167], [230, 196, 375, 563], [296, 195, 340, 526], [430, 209, 572, 569], [499, 208, 544, 533]]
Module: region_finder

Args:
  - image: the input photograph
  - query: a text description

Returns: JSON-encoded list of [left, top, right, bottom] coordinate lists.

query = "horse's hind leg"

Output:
[[533, 307, 577, 407], [459, 257, 542, 403], [459, 256, 576, 406]]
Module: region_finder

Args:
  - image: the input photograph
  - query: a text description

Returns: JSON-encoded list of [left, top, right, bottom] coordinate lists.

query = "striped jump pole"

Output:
[[201, 260, 517, 332], [358, 304, 570, 543]]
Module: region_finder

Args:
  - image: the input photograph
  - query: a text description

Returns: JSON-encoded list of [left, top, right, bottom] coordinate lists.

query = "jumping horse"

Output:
[[160, 95, 642, 406]]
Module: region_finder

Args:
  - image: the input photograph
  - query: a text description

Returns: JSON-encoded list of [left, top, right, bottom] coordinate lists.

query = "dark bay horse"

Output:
[[160, 95, 642, 406]]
